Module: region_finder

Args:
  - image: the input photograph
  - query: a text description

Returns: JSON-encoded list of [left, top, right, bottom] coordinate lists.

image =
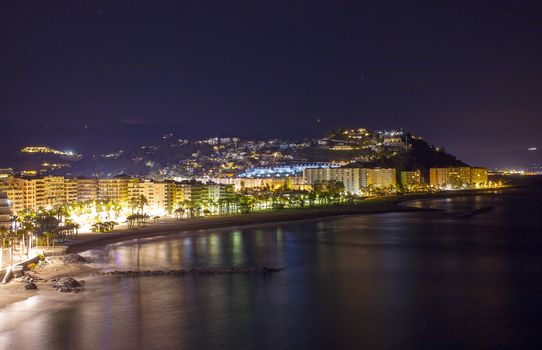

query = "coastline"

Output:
[[66, 188, 506, 253], [0, 188, 508, 310], [65, 196, 416, 253]]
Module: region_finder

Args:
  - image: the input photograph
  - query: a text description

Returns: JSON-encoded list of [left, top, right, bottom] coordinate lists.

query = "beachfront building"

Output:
[[97, 175, 142, 203], [65, 178, 78, 203], [449, 167, 472, 188], [43, 176, 67, 208], [174, 182, 235, 212], [141, 180, 176, 214], [0, 180, 23, 215], [0, 174, 236, 217], [208, 184, 235, 204], [470, 167, 489, 187], [0, 192, 12, 229], [13, 177, 45, 211], [77, 178, 98, 201], [429, 167, 488, 189], [303, 167, 362, 194], [401, 170, 422, 189], [360, 168, 397, 189], [429, 168, 450, 188]]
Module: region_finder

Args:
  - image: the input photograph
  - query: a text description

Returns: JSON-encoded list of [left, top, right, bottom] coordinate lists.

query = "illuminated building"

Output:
[[430, 167, 488, 189], [361, 168, 397, 189], [174, 182, 234, 209], [44, 176, 67, 207], [303, 168, 362, 194], [76, 178, 98, 201], [239, 163, 341, 178], [0, 169, 13, 179], [217, 176, 308, 191], [172, 183, 187, 208], [141, 180, 175, 214], [178, 182, 206, 205], [98, 176, 131, 202], [330, 145, 354, 151], [0, 184, 23, 214], [470, 167, 488, 187], [64, 178, 78, 203], [0, 174, 246, 217], [449, 167, 471, 188], [0, 192, 11, 229], [127, 177, 143, 201], [13, 177, 45, 211], [401, 170, 422, 188], [429, 168, 450, 188], [208, 184, 234, 204]]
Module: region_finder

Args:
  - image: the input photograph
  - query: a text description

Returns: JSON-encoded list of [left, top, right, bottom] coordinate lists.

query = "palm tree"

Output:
[[238, 195, 255, 214], [52, 205, 69, 224], [126, 214, 137, 229], [138, 195, 148, 215], [307, 192, 316, 207], [174, 207, 185, 220], [35, 212, 59, 247], [217, 198, 225, 215]]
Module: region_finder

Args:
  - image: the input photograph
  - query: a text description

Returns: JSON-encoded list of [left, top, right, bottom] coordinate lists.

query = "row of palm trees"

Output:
[[171, 180, 351, 219], [0, 181, 360, 258], [91, 221, 118, 233], [0, 198, 130, 253]]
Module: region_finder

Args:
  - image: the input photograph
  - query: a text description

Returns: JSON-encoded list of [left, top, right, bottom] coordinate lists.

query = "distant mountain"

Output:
[[0, 120, 204, 167], [0, 122, 471, 178]]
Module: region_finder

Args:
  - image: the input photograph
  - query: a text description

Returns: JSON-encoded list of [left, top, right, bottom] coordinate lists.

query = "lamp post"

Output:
[[27, 232, 32, 258]]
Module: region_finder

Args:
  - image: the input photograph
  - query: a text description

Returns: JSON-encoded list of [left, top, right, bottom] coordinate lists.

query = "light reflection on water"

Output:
[[1, 190, 542, 349]]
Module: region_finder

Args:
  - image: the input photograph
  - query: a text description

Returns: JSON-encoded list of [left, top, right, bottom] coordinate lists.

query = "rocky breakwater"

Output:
[[64, 252, 90, 264], [95, 267, 282, 278], [50, 277, 85, 293], [9, 252, 90, 293], [14, 274, 42, 290]]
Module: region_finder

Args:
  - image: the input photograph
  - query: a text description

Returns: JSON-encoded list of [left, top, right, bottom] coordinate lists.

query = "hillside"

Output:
[[0, 123, 469, 177]]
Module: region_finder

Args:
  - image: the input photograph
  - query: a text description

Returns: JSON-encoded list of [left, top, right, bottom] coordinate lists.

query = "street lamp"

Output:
[[27, 232, 32, 258]]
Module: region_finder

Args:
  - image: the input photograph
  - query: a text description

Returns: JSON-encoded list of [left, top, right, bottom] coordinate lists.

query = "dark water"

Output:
[[1, 178, 542, 350]]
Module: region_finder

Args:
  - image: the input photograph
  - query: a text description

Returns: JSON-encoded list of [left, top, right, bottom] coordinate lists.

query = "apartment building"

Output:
[[360, 168, 397, 189], [401, 170, 422, 189], [303, 167, 362, 194], [0, 192, 11, 228], [430, 167, 488, 188]]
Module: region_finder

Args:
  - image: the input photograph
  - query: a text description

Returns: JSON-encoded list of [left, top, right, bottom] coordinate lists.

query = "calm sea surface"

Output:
[[1, 177, 541, 350]]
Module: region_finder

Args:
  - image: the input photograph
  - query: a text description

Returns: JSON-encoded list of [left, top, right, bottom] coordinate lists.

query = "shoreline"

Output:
[[66, 188, 506, 253], [0, 188, 509, 310], [65, 197, 413, 253]]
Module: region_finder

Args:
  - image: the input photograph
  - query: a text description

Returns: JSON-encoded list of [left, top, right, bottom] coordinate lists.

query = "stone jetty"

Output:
[[94, 267, 282, 277], [50, 277, 85, 293]]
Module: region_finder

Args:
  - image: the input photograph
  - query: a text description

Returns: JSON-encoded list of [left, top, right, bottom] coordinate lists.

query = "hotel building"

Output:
[[429, 167, 488, 189], [470, 167, 489, 187], [401, 170, 422, 189], [77, 178, 98, 201], [303, 168, 362, 194], [0, 192, 11, 229], [360, 168, 397, 189]]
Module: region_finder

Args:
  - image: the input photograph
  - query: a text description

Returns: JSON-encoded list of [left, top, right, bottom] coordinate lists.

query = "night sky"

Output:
[[1, 1, 541, 166]]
